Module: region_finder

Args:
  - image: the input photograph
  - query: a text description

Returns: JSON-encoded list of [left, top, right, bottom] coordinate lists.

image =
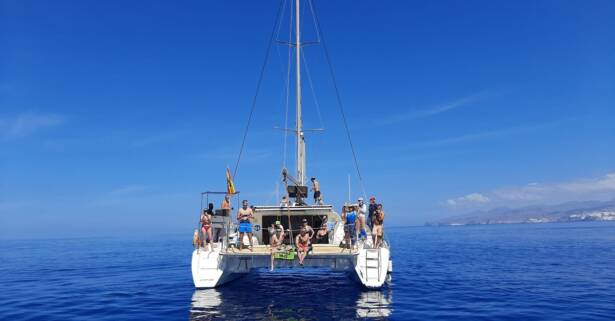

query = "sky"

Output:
[[1, 0, 614, 239]]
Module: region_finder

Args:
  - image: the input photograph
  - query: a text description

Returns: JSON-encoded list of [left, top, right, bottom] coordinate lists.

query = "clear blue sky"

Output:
[[1, 0, 614, 239]]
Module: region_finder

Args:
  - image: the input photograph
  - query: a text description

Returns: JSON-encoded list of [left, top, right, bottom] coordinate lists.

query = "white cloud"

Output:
[[378, 92, 488, 126], [0, 112, 65, 139], [447, 193, 490, 207], [446, 172, 615, 209], [407, 120, 566, 148]]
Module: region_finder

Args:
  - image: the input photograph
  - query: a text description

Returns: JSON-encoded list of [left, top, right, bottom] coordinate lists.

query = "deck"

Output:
[[219, 244, 358, 257]]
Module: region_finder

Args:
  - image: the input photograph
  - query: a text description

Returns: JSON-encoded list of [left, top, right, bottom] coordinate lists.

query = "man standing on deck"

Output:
[[310, 177, 320, 204], [236, 200, 254, 251]]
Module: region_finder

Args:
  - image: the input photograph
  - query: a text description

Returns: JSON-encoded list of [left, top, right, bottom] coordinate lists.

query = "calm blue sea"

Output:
[[1, 222, 615, 320]]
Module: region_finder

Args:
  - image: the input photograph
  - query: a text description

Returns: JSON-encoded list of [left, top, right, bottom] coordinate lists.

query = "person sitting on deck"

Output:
[[269, 223, 285, 271], [357, 197, 368, 242], [315, 215, 329, 244], [342, 204, 358, 251], [372, 204, 385, 248], [236, 200, 254, 251], [310, 177, 320, 204], [200, 208, 213, 252], [279, 196, 290, 207], [296, 228, 310, 266], [268, 221, 285, 242]]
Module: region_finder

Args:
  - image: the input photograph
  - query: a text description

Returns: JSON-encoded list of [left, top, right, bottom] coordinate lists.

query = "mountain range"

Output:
[[426, 199, 615, 226]]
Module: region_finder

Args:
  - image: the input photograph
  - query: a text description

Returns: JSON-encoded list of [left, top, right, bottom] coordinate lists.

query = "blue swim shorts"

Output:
[[239, 222, 252, 233]]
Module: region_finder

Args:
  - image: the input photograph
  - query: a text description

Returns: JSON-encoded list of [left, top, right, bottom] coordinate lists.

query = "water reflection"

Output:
[[189, 269, 392, 320]]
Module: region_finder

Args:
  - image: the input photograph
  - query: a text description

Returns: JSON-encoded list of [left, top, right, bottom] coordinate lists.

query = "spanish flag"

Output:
[[226, 167, 236, 194]]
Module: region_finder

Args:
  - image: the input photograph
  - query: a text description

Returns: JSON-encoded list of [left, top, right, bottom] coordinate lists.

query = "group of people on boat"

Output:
[[198, 192, 386, 265], [268, 217, 323, 270], [198, 195, 250, 252], [342, 196, 386, 250]]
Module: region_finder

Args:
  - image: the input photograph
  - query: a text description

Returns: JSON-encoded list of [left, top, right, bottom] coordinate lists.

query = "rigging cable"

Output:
[[301, 50, 325, 130], [308, 0, 367, 199], [232, 0, 286, 179], [282, 0, 295, 171]]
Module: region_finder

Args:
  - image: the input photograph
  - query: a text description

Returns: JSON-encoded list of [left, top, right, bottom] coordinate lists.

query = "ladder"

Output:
[[364, 248, 381, 282]]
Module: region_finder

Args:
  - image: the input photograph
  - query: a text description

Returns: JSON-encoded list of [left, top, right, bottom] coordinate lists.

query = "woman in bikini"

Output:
[[200, 209, 213, 252], [372, 204, 385, 248], [296, 229, 310, 266]]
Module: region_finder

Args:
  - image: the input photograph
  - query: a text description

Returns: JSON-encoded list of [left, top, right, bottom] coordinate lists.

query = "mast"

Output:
[[295, 0, 306, 185]]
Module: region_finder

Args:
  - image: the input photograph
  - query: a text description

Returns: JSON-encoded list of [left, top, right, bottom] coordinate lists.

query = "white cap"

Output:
[[357, 197, 364, 201]]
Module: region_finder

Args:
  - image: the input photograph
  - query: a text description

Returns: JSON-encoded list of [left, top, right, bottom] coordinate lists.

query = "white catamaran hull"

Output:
[[191, 244, 391, 288]]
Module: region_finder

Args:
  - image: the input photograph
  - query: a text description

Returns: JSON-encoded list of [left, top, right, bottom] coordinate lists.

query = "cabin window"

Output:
[[262, 215, 326, 245]]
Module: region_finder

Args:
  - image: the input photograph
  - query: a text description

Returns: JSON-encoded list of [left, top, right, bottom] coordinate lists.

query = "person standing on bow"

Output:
[[368, 196, 377, 229], [357, 197, 368, 241], [372, 204, 385, 248], [236, 200, 254, 251], [310, 177, 321, 204], [342, 204, 358, 251], [200, 208, 213, 252]]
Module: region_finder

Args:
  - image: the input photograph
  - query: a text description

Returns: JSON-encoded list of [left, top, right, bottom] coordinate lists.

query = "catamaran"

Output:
[[191, 0, 392, 289]]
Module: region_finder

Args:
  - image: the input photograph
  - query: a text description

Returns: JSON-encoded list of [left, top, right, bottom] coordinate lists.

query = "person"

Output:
[[221, 195, 231, 211], [269, 223, 285, 271], [279, 196, 290, 207], [268, 221, 285, 243], [200, 208, 213, 252], [207, 202, 222, 244], [301, 218, 315, 240], [367, 196, 377, 229], [372, 204, 385, 248], [310, 177, 320, 204], [357, 197, 368, 241], [236, 200, 254, 251], [315, 215, 329, 244], [295, 229, 310, 266], [342, 204, 358, 251]]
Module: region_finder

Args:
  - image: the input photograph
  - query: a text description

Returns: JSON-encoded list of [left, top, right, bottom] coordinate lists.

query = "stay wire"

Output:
[[308, 0, 367, 199], [232, 0, 286, 179], [301, 50, 325, 130]]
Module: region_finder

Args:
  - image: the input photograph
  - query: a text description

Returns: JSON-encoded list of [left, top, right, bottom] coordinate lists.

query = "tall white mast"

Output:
[[295, 0, 306, 185]]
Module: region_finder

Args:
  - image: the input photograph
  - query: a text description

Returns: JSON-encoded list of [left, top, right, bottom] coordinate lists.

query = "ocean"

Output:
[[1, 222, 614, 320]]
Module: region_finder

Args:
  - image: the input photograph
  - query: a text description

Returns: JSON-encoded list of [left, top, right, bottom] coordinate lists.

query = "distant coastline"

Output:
[[426, 199, 615, 226]]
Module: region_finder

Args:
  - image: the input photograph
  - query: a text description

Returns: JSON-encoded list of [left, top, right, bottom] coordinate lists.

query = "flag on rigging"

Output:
[[226, 167, 236, 194]]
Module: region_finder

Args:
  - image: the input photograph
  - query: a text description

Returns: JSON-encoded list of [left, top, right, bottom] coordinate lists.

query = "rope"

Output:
[[308, 0, 367, 199], [232, 0, 286, 179], [301, 50, 325, 130]]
